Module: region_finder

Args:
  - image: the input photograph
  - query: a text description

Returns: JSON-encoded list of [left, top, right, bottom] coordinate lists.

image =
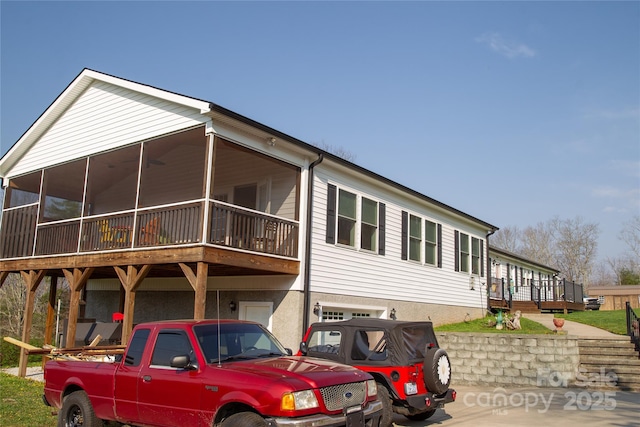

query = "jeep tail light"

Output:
[[425, 396, 432, 407], [452, 390, 457, 401]]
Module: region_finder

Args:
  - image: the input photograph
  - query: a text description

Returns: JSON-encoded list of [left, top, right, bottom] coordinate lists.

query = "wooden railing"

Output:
[[0, 205, 37, 258], [1, 200, 299, 259], [489, 277, 584, 310], [208, 201, 298, 258], [80, 214, 135, 252]]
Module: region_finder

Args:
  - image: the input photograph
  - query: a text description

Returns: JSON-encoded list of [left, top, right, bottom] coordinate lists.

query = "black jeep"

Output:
[[299, 318, 455, 426]]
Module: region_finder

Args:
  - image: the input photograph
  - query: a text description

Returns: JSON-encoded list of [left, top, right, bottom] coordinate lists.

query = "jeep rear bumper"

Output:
[[405, 388, 456, 411], [266, 400, 383, 427]]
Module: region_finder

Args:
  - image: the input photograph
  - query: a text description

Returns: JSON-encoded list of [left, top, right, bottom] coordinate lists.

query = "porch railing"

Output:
[[1, 200, 299, 259], [489, 277, 584, 309], [208, 201, 298, 258], [626, 302, 640, 358]]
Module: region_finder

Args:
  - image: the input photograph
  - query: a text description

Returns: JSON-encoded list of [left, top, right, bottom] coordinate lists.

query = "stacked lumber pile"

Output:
[[3, 336, 126, 361]]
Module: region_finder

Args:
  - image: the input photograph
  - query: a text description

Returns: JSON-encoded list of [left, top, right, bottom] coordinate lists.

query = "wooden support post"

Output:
[[62, 268, 95, 348], [0, 271, 9, 288], [114, 265, 151, 345], [43, 276, 59, 368], [18, 270, 46, 378], [179, 262, 209, 320]]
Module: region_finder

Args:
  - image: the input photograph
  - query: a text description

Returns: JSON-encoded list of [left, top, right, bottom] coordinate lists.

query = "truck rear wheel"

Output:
[[221, 412, 266, 427], [58, 390, 103, 427]]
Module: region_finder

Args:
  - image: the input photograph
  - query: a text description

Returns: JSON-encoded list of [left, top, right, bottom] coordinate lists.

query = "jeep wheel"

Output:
[[405, 409, 436, 421], [221, 412, 266, 427], [376, 383, 394, 427], [423, 347, 451, 395]]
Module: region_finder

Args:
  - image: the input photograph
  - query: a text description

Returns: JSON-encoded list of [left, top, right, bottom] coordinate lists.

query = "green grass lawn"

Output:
[[436, 309, 632, 335], [0, 372, 55, 427], [555, 309, 629, 335], [435, 315, 552, 334]]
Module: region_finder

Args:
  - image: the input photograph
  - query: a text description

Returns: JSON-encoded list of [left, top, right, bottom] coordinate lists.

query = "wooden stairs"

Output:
[[510, 301, 541, 314]]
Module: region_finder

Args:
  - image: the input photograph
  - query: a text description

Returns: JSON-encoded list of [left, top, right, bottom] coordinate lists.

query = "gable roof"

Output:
[[0, 68, 212, 177], [0, 68, 498, 232]]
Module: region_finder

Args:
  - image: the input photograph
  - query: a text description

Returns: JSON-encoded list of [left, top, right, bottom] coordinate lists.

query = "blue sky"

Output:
[[1, 1, 639, 264]]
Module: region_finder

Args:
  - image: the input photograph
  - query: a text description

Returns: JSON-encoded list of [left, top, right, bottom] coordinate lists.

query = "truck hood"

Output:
[[223, 356, 371, 388]]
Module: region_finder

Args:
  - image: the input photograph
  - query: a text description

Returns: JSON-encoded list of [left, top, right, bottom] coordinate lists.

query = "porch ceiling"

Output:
[[0, 246, 299, 279]]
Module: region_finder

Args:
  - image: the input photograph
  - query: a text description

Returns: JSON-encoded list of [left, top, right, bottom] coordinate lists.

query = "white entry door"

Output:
[[239, 301, 273, 331]]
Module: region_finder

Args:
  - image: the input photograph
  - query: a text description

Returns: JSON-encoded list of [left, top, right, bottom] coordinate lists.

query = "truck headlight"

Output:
[[281, 390, 319, 411], [367, 380, 377, 397]]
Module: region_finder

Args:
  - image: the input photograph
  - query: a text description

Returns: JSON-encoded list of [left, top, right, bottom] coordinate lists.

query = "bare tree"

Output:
[[591, 261, 616, 287], [619, 214, 640, 261], [310, 140, 357, 162], [0, 274, 70, 341], [520, 222, 555, 268], [551, 216, 600, 285], [490, 225, 520, 253], [491, 216, 600, 286]]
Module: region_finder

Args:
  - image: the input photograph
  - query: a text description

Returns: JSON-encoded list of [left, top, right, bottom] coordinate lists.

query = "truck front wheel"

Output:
[[58, 390, 102, 427], [376, 384, 394, 427], [221, 412, 266, 427]]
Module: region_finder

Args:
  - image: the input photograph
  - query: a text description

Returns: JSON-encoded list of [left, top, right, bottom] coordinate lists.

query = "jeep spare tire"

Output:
[[423, 347, 451, 395]]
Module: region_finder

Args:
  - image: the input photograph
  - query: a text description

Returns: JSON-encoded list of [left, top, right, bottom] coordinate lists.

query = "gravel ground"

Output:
[[1, 366, 44, 382]]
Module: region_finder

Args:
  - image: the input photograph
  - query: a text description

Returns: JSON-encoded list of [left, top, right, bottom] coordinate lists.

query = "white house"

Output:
[[0, 69, 498, 358]]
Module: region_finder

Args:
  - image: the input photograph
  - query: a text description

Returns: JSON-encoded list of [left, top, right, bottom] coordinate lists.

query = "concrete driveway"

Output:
[[392, 385, 640, 427]]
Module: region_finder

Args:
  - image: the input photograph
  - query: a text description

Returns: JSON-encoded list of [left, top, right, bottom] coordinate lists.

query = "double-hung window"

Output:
[[326, 184, 385, 255], [459, 232, 470, 273], [409, 215, 421, 262], [401, 211, 441, 267], [455, 231, 484, 276], [360, 197, 378, 252], [424, 220, 437, 266], [471, 237, 480, 274], [337, 190, 357, 246]]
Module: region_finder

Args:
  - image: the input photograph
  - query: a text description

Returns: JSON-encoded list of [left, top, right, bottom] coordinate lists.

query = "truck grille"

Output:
[[319, 381, 367, 411]]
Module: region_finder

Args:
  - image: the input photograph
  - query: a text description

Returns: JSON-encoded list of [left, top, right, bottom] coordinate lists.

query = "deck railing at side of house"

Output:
[[489, 277, 584, 311], [626, 302, 640, 358], [1, 200, 299, 259]]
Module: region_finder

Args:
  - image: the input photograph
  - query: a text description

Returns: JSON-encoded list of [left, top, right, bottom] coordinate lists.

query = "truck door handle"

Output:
[[143, 375, 152, 382]]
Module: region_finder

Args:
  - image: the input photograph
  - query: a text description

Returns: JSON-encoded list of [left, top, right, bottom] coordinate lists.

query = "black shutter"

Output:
[[437, 223, 442, 268], [326, 184, 337, 244], [480, 239, 484, 277], [454, 230, 459, 272], [378, 203, 385, 255], [401, 211, 408, 260]]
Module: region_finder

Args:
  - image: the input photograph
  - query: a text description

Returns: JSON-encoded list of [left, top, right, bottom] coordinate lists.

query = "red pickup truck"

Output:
[[43, 319, 382, 427]]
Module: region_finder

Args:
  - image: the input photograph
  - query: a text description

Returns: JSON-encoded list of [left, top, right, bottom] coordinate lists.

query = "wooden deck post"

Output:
[[42, 276, 59, 368], [0, 271, 9, 288], [114, 265, 152, 345], [179, 262, 209, 320], [62, 268, 95, 348], [18, 270, 46, 377]]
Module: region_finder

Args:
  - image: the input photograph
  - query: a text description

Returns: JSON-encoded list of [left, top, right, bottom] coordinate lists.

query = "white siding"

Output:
[[9, 81, 207, 177], [309, 167, 489, 309]]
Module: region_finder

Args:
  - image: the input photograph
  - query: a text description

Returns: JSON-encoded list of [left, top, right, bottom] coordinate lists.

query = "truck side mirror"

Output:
[[299, 342, 308, 355], [170, 354, 197, 370]]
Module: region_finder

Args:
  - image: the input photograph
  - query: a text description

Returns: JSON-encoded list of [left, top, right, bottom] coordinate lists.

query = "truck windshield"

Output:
[[193, 323, 287, 363]]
